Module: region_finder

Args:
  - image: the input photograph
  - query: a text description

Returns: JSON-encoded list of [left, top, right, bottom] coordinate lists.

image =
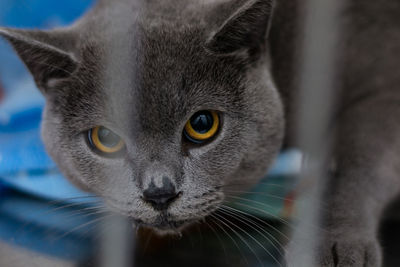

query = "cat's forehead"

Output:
[[69, 21, 244, 136], [58, 0, 251, 134], [76, 0, 240, 78]]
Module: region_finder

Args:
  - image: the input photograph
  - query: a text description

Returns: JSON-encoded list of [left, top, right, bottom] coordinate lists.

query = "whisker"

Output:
[[45, 195, 99, 202], [63, 210, 111, 242], [16, 201, 104, 238], [214, 212, 283, 267], [208, 215, 250, 266], [203, 220, 229, 264], [196, 223, 204, 244], [225, 196, 295, 228], [40, 208, 108, 240], [218, 206, 286, 259], [212, 213, 265, 267], [53, 204, 105, 219], [68, 208, 107, 219], [64, 206, 106, 217], [38, 200, 103, 218], [224, 190, 295, 202], [89, 215, 121, 245], [221, 180, 330, 209], [220, 204, 291, 241], [52, 214, 112, 241], [228, 197, 328, 236], [219, 181, 289, 189], [225, 190, 329, 209], [43, 200, 102, 215]]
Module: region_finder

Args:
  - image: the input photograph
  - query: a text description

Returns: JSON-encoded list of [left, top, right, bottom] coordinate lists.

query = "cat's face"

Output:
[[1, 0, 283, 232]]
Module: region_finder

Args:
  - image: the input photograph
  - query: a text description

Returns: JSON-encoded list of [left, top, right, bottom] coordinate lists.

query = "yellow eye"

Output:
[[88, 126, 125, 154], [184, 110, 219, 143]]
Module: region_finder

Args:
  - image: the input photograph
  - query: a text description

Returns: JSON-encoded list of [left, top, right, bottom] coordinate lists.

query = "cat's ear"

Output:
[[206, 0, 274, 55], [0, 27, 78, 93]]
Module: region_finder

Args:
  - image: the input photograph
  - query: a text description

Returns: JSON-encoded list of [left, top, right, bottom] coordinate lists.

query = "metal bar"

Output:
[[98, 3, 144, 266], [100, 213, 135, 267], [286, 0, 343, 266]]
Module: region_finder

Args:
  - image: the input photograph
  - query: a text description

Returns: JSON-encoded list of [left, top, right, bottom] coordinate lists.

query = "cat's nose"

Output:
[[142, 177, 180, 210]]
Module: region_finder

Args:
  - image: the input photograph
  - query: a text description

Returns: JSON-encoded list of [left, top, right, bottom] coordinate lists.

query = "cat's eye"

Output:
[[88, 126, 125, 154], [184, 110, 220, 144]]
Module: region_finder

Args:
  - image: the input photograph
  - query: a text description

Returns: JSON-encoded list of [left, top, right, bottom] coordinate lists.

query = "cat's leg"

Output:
[[317, 97, 400, 266]]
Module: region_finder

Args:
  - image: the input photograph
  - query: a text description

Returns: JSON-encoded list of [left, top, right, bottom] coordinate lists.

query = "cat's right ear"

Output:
[[0, 27, 78, 94], [206, 0, 274, 56]]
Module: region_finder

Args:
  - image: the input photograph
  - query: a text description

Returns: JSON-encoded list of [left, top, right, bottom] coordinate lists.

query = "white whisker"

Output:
[[209, 214, 250, 266], [212, 213, 267, 267], [218, 206, 286, 259]]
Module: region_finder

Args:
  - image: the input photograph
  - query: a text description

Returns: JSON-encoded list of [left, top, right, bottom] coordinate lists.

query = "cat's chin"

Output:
[[133, 217, 196, 236]]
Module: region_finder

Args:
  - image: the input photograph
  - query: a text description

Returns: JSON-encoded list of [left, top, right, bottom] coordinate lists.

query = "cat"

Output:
[[1, 0, 400, 266]]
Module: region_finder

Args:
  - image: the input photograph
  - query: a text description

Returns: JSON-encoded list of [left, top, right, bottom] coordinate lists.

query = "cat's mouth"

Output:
[[104, 196, 219, 233]]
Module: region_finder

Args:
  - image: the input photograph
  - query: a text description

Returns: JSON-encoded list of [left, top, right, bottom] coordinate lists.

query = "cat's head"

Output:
[[0, 0, 283, 233]]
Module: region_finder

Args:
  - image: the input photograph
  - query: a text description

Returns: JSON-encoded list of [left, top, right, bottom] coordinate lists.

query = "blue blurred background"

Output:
[[0, 1, 97, 199], [0, 0, 94, 92], [0, 1, 98, 264]]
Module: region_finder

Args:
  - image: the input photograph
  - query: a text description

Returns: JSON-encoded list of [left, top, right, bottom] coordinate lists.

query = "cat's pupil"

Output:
[[190, 111, 213, 133], [98, 127, 120, 147]]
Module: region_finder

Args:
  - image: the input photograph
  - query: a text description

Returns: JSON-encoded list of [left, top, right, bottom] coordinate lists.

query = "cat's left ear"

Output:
[[206, 0, 274, 55], [0, 27, 78, 93]]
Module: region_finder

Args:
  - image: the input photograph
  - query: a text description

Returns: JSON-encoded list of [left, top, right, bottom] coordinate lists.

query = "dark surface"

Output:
[[381, 219, 400, 267], [133, 219, 286, 267]]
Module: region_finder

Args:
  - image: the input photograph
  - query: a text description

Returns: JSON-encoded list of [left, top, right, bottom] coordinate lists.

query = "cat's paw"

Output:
[[317, 237, 382, 267]]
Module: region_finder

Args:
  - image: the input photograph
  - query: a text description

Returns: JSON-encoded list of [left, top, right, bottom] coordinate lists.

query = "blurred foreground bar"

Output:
[[100, 213, 135, 267], [287, 0, 343, 266]]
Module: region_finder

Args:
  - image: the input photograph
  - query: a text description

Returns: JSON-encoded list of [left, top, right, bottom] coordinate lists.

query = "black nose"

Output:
[[142, 177, 180, 210]]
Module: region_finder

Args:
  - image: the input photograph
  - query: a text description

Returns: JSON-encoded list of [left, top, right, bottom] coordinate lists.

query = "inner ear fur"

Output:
[[0, 27, 78, 93], [206, 0, 275, 55]]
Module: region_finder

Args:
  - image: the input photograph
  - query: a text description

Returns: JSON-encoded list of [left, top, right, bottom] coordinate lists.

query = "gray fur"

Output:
[[0, 0, 284, 234], [1, 0, 400, 265], [272, 0, 400, 266]]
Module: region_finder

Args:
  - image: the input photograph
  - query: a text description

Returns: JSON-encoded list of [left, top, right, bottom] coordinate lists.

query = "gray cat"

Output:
[[1, 0, 400, 266]]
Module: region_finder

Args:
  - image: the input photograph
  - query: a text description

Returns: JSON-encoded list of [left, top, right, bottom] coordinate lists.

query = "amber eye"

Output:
[[88, 126, 125, 154], [184, 110, 220, 144]]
